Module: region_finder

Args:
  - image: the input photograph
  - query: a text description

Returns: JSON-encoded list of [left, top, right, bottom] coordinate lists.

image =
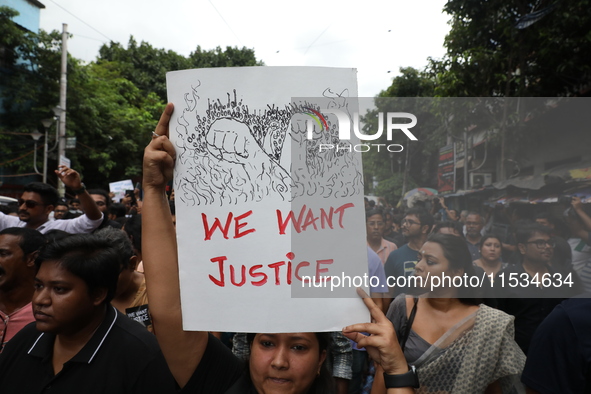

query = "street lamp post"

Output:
[[30, 131, 43, 179], [29, 118, 56, 183], [40, 118, 53, 183]]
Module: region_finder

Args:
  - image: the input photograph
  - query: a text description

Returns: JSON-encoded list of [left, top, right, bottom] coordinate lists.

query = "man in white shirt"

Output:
[[0, 165, 103, 234]]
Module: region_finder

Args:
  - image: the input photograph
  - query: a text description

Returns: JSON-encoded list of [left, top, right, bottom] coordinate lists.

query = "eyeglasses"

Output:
[[525, 240, 555, 249], [95, 201, 106, 206], [18, 199, 44, 209], [401, 219, 420, 226]]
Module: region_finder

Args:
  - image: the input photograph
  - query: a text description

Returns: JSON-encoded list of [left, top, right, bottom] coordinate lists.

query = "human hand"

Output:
[[55, 165, 83, 190], [143, 103, 176, 190], [342, 289, 408, 375]]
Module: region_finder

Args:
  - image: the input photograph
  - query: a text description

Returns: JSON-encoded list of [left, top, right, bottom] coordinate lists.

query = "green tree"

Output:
[[98, 37, 264, 102], [0, 8, 158, 186], [63, 61, 164, 186], [1, 7, 63, 179], [423, 0, 591, 180], [429, 0, 591, 97], [1, 8, 265, 189], [362, 68, 440, 204], [0, 8, 63, 121]]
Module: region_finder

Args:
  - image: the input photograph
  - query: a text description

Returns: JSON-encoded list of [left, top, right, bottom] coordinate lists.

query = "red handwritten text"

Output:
[[202, 210, 256, 240], [208, 253, 334, 287], [276, 203, 354, 234]]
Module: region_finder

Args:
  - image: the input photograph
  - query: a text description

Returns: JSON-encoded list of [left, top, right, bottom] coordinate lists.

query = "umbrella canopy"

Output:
[[403, 188, 438, 200]]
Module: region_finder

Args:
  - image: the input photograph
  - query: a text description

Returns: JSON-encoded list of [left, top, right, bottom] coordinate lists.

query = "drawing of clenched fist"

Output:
[[206, 117, 291, 200], [206, 118, 264, 164]]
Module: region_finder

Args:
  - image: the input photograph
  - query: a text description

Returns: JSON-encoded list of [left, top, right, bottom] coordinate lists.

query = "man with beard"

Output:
[[0, 166, 102, 234], [384, 208, 433, 297]]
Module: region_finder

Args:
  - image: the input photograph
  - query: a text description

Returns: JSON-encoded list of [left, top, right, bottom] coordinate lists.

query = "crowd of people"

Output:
[[0, 103, 589, 393]]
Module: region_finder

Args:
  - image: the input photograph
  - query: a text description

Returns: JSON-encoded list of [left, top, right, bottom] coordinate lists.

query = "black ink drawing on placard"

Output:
[[173, 82, 363, 206]]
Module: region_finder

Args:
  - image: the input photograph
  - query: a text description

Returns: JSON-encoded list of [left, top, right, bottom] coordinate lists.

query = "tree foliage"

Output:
[[1, 7, 63, 179], [63, 62, 163, 185], [362, 67, 439, 203], [0, 17, 162, 186], [429, 0, 591, 97], [366, 0, 591, 197], [98, 38, 264, 102], [0, 7, 265, 188]]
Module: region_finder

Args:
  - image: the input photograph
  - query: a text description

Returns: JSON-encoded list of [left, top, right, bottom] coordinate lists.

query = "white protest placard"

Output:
[[167, 66, 369, 333], [109, 179, 134, 203], [59, 155, 70, 169]]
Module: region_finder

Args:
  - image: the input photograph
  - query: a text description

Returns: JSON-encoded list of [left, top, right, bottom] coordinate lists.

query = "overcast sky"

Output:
[[38, 0, 451, 97]]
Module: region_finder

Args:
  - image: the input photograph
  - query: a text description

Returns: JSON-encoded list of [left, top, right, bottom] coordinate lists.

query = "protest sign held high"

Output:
[[166, 67, 369, 332]]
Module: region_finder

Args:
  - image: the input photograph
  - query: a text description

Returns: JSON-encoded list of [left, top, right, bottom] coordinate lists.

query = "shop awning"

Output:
[[543, 159, 591, 182], [492, 184, 591, 204], [492, 175, 546, 190]]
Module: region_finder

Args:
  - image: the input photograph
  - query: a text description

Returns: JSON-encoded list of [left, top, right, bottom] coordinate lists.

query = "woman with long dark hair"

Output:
[[473, 234, 507, 282], [371, 233, 525, 393]]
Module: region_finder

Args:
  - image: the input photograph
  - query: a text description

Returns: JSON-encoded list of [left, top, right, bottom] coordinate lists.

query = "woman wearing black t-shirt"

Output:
[[141, 104, 414, 394]]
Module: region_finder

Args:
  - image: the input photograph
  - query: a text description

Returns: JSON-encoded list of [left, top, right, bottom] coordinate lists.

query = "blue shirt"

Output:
[[384, 244, 420, 297]]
